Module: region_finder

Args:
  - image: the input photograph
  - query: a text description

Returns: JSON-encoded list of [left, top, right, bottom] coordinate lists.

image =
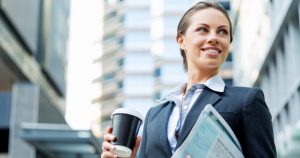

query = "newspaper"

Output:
[[172, 104, 244, 158]]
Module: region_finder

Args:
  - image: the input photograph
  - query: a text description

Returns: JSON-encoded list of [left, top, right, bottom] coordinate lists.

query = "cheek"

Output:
[[222, 41, 230, 52]]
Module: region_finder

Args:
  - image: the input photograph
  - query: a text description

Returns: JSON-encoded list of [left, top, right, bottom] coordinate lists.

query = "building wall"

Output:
[[0, 0, 41, 56], [151, 0, 191, 100], [232, 0, 300, 156], [100, 0, 154, 130], [0, 0, 70, 157]]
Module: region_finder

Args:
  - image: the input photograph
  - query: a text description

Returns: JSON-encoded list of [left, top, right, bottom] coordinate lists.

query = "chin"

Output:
[[203, 62, 220, 69], [199, 65, 220, 72]]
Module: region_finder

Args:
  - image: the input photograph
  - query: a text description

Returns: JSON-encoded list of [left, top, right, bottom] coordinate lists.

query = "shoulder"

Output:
[[225, 85, 262, 93], [225, 86, 269, 112], [224, 86, 264, 99], [222, 86, 266, 109], [145, 101, 173, 119]]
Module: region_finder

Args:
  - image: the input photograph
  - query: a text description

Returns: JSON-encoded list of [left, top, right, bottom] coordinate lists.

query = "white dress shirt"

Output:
[[158, 75, 225, 153]]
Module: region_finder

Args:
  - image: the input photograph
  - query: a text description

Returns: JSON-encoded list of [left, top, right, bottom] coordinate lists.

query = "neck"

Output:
[[185, 68, 218, 94]]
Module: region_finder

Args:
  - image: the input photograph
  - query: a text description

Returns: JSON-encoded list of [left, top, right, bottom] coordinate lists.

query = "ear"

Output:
[[177, 34, 186, 50]]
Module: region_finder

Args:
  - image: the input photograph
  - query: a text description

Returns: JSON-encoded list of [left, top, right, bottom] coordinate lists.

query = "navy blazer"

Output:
[[138, 86, 276, 158]]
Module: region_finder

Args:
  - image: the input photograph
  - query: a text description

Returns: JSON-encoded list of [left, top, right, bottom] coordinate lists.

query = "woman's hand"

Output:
[[101, 126, 117, 158], [100, 126, 142, 158]]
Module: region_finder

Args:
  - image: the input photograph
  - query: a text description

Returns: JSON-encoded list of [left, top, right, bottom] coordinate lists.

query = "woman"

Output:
[[101, 1, 276, 158]]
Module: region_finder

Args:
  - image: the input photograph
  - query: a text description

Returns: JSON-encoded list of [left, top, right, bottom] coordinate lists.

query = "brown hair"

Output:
[[176, 1, 233, 71]]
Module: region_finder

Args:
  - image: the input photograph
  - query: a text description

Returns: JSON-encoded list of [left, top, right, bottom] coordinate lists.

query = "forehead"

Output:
[[189, 8, 230, 27]]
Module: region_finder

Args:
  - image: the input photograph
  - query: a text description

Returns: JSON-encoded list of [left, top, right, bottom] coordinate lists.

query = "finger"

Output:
[[103, 133, 116, 142], [102, 142, 116, 151], [130, 136, 142, 158], [135, 136, 142, 147], [101, 151, 118, 158], [106, 126, 113, 133]]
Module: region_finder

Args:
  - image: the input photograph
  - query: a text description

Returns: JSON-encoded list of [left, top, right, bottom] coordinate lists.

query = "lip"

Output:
[[200, 47, 222, 53]]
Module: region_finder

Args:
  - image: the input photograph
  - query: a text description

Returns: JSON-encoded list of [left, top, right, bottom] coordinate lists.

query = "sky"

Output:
[[65, 0, 102, 130]]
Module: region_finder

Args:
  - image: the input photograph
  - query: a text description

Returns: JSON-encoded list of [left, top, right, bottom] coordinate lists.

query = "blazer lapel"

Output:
[[175, 88, 221, 149]]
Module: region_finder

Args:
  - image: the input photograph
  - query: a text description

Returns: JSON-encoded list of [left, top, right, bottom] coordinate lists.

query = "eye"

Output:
[[218, 29, 228, 35], [196, 27, 208, 33]]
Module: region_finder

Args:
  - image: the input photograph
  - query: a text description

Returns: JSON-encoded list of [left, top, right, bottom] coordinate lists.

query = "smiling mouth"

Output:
[[201, 48, 222, 55]]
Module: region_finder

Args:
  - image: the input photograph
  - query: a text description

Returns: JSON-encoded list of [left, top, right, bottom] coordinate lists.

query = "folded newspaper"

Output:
[[172, 104, 244, 158]]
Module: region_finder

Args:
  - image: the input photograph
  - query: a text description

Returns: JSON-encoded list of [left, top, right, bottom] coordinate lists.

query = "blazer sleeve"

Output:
[[241, 88, 276, 158]]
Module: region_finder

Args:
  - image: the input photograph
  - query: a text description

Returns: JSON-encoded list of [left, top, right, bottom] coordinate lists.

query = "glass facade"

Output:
[[124, 31, 151, 49], [232, 0, 300, 156], [40, 0, 70, 96], [124, 53, 154, 72], [124, 10, 150, 28], [123, 75, 154, 95], [160, 63, 186, 84], [0, 0, 70, 157], [100, 0, 153, 130], [0, 0, 41, 55]]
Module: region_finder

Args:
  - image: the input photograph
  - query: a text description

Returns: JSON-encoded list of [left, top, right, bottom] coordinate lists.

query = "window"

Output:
[[124, 31, 151, 48], [124, 10, 150, 27], [160, 63, 186, 83], [125, 0, 150, 7], [164, 0, 192, 12], [123, 75, 154, 95], [163, 40, 181, 60], [226, 52, 232, 62], [154, 68, 161, 77], [123, 53, 154, 72], [154, 92, 161, 100], [224, 78, 233, 86], [164, 16, 180, 35]]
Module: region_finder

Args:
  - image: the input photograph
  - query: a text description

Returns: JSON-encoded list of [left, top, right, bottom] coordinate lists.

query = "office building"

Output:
[[0, 1, 102, 158], [99, 0, 154, 130], [231, 0, 300, 156]]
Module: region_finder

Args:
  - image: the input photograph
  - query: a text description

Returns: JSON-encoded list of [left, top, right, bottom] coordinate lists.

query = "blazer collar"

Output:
[[175, 88, 222, 149]]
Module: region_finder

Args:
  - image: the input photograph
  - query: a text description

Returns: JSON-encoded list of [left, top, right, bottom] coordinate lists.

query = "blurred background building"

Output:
[[99, 0, 232, 132], [99, 0, 154, 130], [231, 0, 300, 157], [0, 0, 101, 158]]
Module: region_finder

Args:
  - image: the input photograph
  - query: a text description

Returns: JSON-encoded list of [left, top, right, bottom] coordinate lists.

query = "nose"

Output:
[[207, 34, 220, 45]]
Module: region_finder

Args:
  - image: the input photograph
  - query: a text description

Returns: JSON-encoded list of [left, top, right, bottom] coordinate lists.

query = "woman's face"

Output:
[[178, 8, 231, 73]]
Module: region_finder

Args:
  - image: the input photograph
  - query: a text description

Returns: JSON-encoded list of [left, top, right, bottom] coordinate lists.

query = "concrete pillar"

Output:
[[8, 82, 40, 158]]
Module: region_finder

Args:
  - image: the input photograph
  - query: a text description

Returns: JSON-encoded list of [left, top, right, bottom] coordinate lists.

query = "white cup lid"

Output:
[[111, 145, 132, 158], [112, 108, 144, 123]]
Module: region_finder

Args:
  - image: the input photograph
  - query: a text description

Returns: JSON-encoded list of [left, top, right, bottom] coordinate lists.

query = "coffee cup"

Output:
[[110, 108, 144, 157]]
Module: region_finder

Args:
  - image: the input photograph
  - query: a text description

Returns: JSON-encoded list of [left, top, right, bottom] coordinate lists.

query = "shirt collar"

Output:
[[158, 75, 225, 103], [203, 75, 225, 93]]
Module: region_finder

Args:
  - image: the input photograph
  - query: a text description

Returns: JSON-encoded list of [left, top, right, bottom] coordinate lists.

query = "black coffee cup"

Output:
[[111, 108, 144, 157]]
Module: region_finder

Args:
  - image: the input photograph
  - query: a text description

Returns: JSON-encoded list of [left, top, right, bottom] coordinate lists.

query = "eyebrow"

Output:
[[197, 23, 229, 29]]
